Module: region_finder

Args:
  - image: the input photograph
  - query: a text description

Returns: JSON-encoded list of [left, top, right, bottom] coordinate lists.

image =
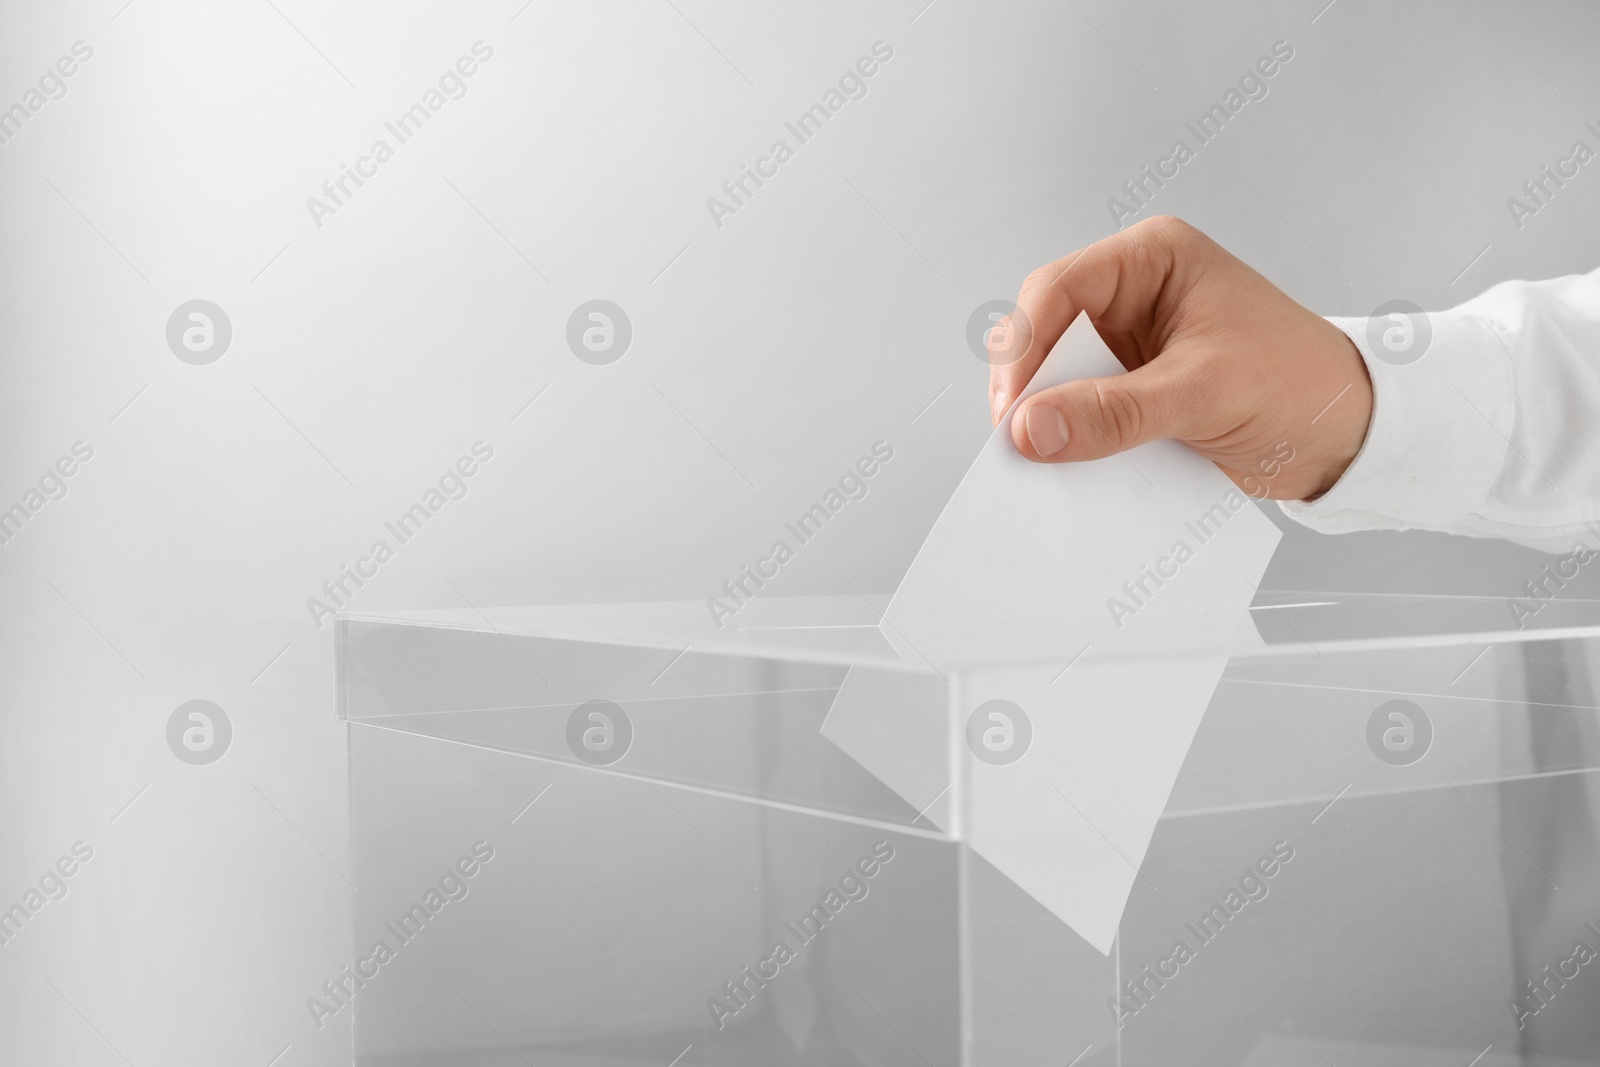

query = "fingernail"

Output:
[[991, 391, 1010, 425], [1024, 404, 1070, 458]]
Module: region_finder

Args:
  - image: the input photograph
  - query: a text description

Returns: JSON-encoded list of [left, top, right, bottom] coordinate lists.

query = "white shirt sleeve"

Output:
[[1279, 268, 1600, 554]]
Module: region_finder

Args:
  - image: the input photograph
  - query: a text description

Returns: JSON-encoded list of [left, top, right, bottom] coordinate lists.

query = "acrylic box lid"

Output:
[[335, 590, 1600, 672]]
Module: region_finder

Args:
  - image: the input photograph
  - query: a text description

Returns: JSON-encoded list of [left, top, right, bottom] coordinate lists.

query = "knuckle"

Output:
[[1125, 215, 1207, 264], [1019, 263, 1061, 302], [1139, 215, 1198, 244], [1090, 379, 1145, 450]]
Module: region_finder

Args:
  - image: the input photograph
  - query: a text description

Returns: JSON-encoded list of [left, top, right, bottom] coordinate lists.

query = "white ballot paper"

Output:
[[823, 312, 1281, 954]]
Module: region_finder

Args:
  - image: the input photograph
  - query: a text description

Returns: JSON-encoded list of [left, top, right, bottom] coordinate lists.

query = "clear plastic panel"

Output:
[[339, 619, 944, 828], [963, 631, 1600, 1065], [341, 617, 960, 1065]]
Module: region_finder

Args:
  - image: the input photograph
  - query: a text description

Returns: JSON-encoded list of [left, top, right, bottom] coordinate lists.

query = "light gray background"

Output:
[[2, 0, 1599, 1063]]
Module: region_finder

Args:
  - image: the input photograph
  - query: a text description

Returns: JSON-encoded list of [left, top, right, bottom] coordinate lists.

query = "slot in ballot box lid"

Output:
[[334, 588, 1600, 677]]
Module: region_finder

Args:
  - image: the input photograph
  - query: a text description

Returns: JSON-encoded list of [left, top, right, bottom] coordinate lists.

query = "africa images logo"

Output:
[[967, 700, 1032, 765], [306, 840, 495, 1029], [706, 840, 895, 1031], [705, 440, 894, 629], [1106, 40, 1295, 228], [1109, 840, 1295, 1028], [705, 42, 895, 230], [305, 41, 495, 229]]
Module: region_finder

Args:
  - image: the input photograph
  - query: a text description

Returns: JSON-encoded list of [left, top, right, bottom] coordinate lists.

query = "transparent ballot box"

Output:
[[335, 594, 1600, 1066]]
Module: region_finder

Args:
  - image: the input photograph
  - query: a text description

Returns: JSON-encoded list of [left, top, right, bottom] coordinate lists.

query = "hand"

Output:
[[988, 216, 1373, 501]]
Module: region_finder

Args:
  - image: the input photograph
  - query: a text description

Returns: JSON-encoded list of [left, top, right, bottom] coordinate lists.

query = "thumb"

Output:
[[1009, 361, 1194, 463]]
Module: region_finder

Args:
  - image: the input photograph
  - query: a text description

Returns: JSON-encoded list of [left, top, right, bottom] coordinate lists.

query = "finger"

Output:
[[1008, 356, 1200, 463], [988, 217, 1189, 425]]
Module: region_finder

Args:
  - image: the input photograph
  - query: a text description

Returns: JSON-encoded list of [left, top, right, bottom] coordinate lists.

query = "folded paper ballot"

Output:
[[823, 312, 1281, 953]]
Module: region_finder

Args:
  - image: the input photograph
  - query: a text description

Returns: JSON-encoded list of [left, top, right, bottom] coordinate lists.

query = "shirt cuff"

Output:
[[1278, 310, 1514, 534]]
